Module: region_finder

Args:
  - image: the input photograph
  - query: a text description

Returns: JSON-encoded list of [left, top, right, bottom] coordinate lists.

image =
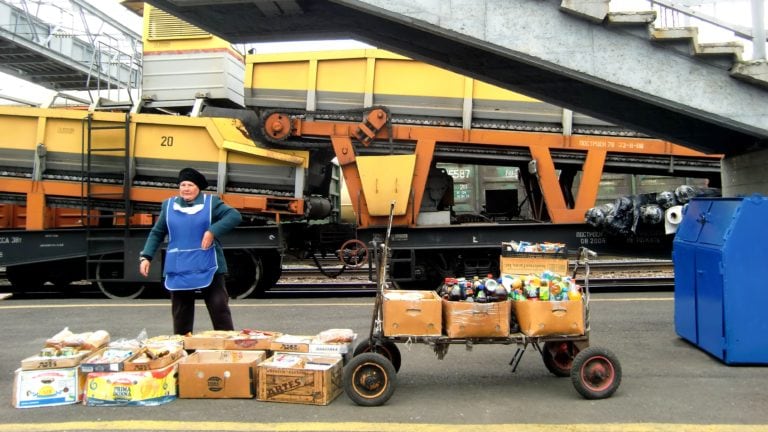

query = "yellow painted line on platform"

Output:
[[0, 302, 375, 310], [0, 422, 766, 432]]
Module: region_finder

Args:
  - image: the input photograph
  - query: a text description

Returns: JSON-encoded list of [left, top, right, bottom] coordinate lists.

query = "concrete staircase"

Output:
[[561, 0, 768, 88]]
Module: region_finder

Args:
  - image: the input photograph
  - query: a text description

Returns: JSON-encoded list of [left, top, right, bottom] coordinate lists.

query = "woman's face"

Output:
[[179, 181, 200, 201]]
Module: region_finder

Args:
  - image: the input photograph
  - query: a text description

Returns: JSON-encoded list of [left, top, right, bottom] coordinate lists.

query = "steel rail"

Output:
[[267, 276, 675, 296]]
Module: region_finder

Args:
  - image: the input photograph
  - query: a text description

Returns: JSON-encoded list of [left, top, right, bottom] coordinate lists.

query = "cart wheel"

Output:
[[541, 341, 580, 377], [353, 338, 402, 372], [343, 352, 397, 406], [570, 346, 622, 399]]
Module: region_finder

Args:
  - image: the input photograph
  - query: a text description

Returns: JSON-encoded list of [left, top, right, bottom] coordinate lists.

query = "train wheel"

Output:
[[51, 277, 74, 289], [256, 252, 282, 292], [343, 352, 397, 406], [6, 264, 46, 291], [571, 346, 622, 399], [224, 250, 261, 299], [541, 341, 581, 377], [96, 254, 145, 300], [353, 338, 402, 372]]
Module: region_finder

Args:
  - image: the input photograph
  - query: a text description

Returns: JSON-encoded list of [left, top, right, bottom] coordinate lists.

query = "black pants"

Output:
[[170, 273, 234, 335]]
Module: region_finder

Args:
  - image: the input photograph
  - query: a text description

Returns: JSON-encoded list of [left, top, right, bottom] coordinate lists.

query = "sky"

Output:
[[0, 0, 759, 105]]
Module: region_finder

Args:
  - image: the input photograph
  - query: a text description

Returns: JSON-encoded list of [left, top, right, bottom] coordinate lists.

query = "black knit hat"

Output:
[[178, 167, 208, 190]]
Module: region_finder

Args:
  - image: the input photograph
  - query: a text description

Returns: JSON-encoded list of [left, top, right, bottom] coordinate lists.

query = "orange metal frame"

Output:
[[1, 178, 304, 230], [4, 109, 719, 231], [276, 109, 720, 228]]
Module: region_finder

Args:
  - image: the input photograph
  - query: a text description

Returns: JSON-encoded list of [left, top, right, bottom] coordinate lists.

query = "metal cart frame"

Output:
[[343, 203, 622, 406]]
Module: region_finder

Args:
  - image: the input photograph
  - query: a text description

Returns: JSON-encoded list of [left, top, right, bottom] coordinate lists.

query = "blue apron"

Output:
[[164, 194, 218, 290]]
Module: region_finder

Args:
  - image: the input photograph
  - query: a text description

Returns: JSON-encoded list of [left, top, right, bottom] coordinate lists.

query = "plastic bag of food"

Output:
[[45, 327, 110, 351], [316, 329, 355, 343]]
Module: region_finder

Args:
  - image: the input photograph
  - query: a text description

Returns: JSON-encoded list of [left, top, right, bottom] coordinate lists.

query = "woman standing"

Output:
[[139, 168, 242, 335]]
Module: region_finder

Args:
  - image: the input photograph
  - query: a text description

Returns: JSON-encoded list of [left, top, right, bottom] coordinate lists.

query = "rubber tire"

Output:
[[353, 338, 402, 372], [343, 352, 397, 406], [571, 346, 622, 399], [541, 341, 580, 377]]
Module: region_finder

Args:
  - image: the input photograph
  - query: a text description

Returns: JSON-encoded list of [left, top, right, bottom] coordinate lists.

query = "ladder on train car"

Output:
[[81, 111, 132, 287]]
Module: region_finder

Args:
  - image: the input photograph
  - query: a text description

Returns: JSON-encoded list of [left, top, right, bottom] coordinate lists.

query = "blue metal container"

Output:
[[673, 195, 768, 364]]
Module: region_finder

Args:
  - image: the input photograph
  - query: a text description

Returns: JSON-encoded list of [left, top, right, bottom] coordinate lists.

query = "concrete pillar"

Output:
[[752, 0, 766, 60], [721, 149, 768, 196]]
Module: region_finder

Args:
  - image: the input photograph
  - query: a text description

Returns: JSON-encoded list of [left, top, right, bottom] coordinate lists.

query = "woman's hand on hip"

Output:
[[201, 230, 215, 250]]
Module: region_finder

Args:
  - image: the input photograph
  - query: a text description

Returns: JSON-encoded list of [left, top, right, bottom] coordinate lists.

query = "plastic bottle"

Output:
[[440, 277, 452, 299], [485, 278, 499, 302], [539, 282, 550, 301], [524, 277, 539, 299], [495, 282, 507, 302], [450, 281, 462, 301], [464, 282, 475, 299], [549, 280, 562, 299], [568, 285, 582, 301], [476, 287, 487, 303]]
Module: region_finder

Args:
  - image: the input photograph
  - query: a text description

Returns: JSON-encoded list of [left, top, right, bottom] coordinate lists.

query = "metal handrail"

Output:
[[641, 0, 767, 59], [649, 0, 755, 39]]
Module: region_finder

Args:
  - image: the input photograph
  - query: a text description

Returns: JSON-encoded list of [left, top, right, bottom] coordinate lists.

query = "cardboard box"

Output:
[[13, 367, 85, 408], [270, 335, 313, 353], [443, 299, 511, 338], [382, 289, 442, 336], [123, 346, 187, 372], [84, 360, 180, 406], [308, 330, 355, 355], [308, 338, 354, 355], [21, 350, 91, 371], [513, 300, 585, 337], [184, 330, 277, 351], [178, 350, 265, 399], [79, 347, 137, 373], [500, 252, 569, 277], [308, 340, 355, 365], [257, 354, 342, 405]]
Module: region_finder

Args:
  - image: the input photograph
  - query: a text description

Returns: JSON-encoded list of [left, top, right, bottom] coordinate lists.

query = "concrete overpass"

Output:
[[143, 0, 768, 195], [0, 0, 141, 92]]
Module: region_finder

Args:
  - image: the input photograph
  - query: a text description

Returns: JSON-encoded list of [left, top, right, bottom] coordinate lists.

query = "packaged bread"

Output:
[[315, 329, 355, 343], [45, 328, 110, 351]]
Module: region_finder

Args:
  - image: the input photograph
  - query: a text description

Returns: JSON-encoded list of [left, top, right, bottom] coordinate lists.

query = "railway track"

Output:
[[0, 258, 676, 298], [269, 282, 679, 297], [281, 258, 674, 278], [271, 258, 675, 296], [267, 276, 674, 297]]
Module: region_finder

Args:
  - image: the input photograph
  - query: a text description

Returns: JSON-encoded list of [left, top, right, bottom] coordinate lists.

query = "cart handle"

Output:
[[578, 247, 597, 261], [369, 201, 397, 343], [384, 200, 395, 251], [576, 247, 595, 335]]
